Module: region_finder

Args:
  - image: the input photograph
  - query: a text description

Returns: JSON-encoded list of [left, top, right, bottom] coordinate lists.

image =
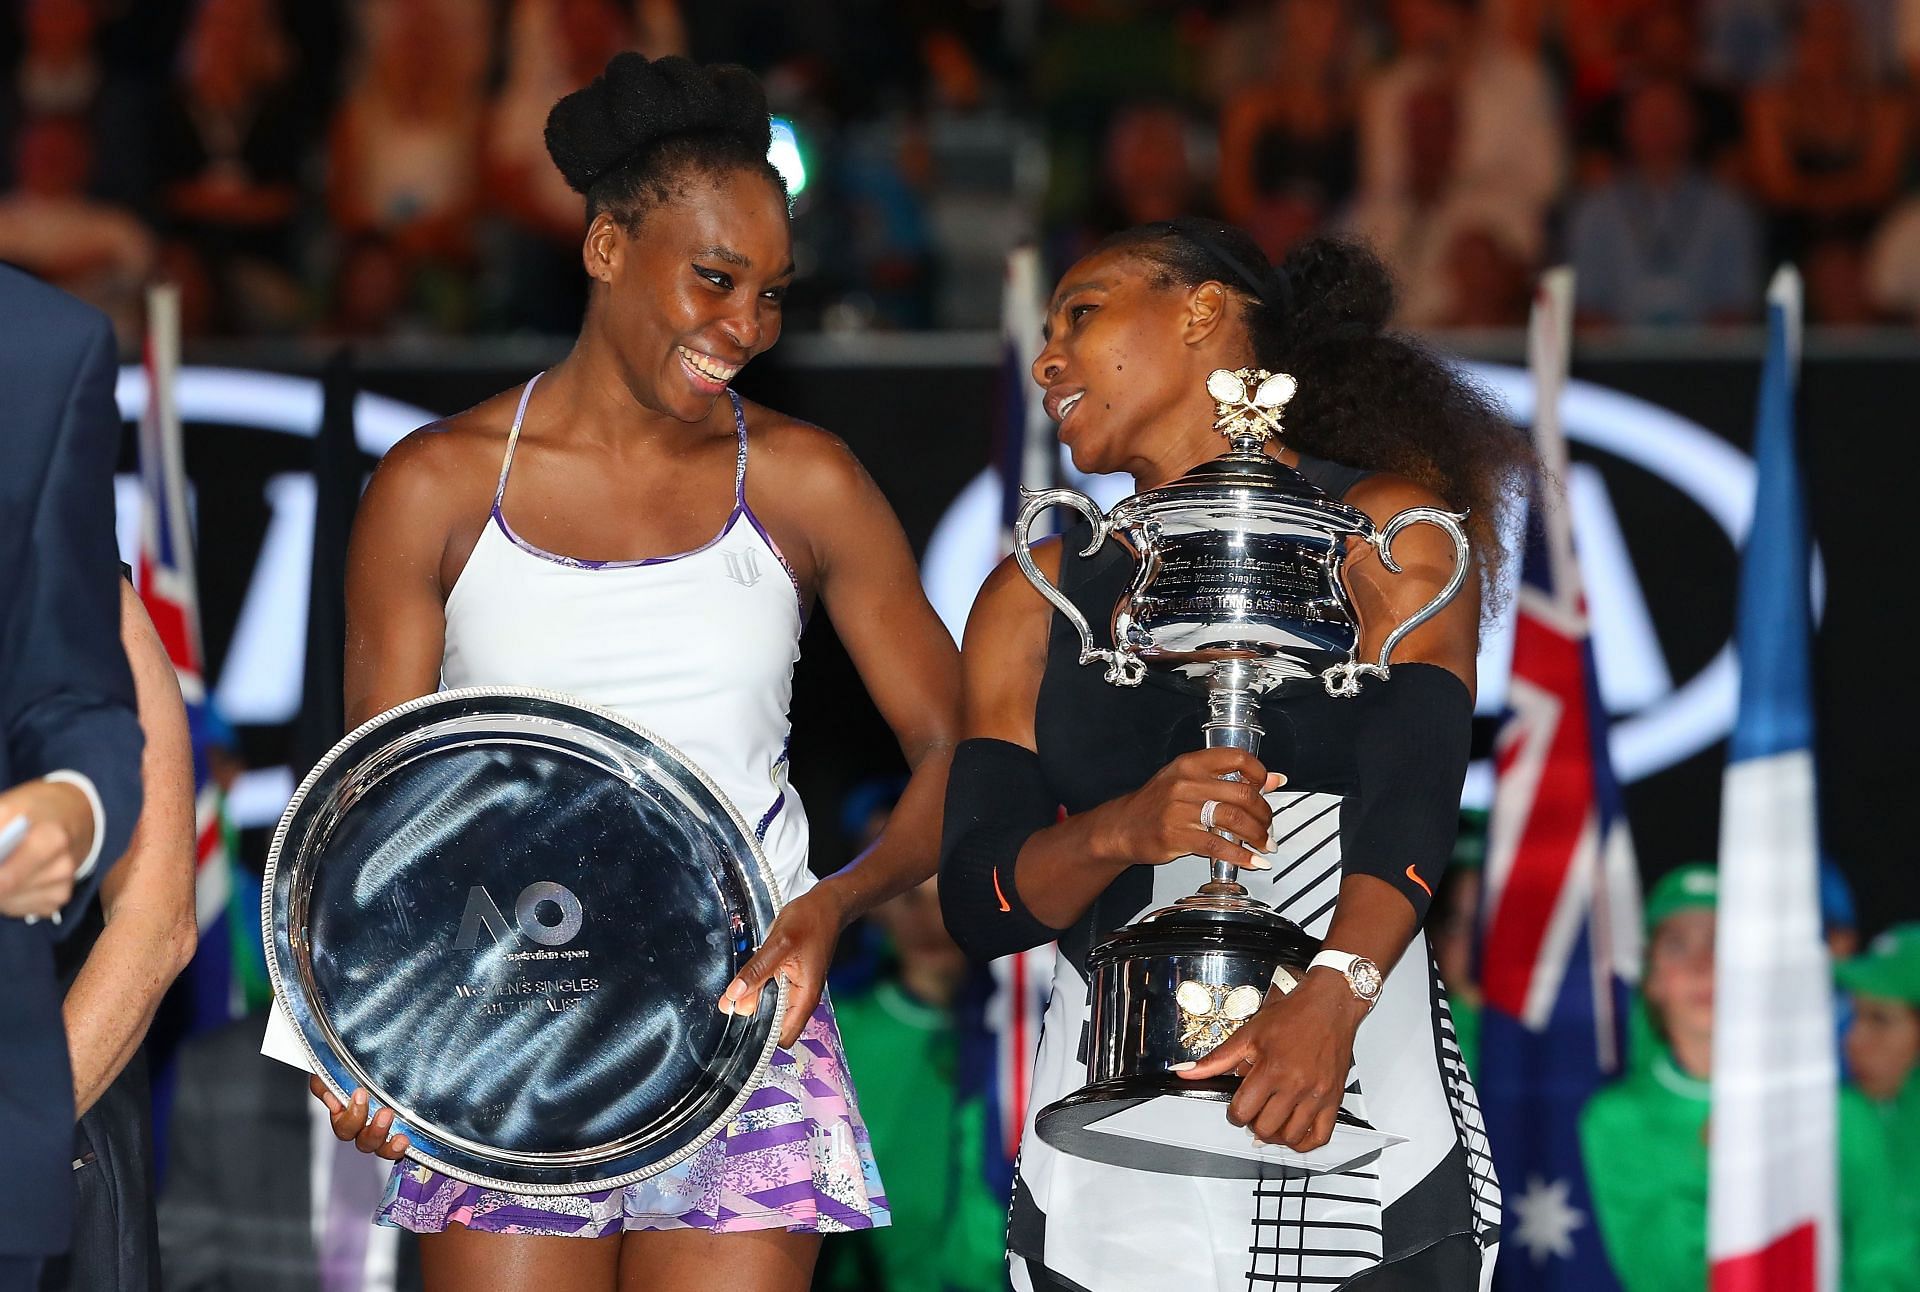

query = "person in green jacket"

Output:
[[1579, 865, 1919, 1292], [1836, 922, 1920, 1236], [816, 870, 1007, 1292]]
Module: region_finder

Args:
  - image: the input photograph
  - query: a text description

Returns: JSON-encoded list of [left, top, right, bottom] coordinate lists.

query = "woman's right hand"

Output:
[[1098, 748, 1283, 870], [310, 1076, 411, 1161]]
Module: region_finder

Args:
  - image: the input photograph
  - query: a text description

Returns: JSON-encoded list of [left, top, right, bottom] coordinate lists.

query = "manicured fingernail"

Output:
[[353, 1090, 367, 1106], [718, 996, 735, 1016], [1246, 857, 1271, 870], [725, 981, 746, 1000], [1264, 773, 1286, 790], [1168, 1061, 1197, 1072]]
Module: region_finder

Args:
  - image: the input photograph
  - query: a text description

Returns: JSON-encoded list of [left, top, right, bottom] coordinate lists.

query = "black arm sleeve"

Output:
[[940, 738, 1066, 961], [1335, 663, 1474, 923]]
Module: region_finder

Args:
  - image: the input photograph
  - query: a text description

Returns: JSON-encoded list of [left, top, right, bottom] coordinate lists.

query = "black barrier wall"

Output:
[[127, 338, 1920, 937]]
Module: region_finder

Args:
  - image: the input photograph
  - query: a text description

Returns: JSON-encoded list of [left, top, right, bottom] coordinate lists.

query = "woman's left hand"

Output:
[[1174, 970, 1370, 1150], [718, 883, 852, 1049]]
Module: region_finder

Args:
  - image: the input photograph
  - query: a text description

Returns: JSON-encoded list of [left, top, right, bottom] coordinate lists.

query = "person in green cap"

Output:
[[1579, 864, 1918, 1292], [1836, 922, 1920, 1236]]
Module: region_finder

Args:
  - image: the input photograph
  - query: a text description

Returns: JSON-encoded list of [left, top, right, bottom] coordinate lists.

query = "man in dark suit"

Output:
[[159, 1016, 422, 1292], [0, 264, 146, 1291]]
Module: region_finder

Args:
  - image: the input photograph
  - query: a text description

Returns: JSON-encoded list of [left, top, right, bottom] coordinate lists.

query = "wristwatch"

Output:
[[1309, 950, 1384, 1008]]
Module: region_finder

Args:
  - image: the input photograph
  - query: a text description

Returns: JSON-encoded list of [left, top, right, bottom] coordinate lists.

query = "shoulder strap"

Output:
[[494, 372, 542, 509], [726, 388, 749, 505], [1292, 450, 1373, 501]]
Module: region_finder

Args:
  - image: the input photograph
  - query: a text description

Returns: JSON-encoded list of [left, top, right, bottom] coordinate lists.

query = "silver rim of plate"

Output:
[[262, 685, 789, 1194]]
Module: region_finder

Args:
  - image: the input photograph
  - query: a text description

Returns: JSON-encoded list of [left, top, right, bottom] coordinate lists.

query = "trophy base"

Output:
[[1035, 1077, 1373, 1179]]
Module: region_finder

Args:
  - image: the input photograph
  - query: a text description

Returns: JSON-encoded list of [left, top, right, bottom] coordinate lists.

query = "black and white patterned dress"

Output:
[[1009, 458, 1500, 1292]]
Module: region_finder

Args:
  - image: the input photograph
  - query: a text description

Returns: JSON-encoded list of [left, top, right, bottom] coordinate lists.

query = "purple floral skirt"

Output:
[[376, 997, 889, 1237]]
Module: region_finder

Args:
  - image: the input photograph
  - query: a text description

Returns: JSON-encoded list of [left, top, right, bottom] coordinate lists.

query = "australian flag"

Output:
[[1480, 269, 1639, 1290]]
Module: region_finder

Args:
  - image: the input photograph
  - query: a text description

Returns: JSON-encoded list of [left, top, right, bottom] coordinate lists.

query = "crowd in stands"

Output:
[[13, 0, 1920, 343]]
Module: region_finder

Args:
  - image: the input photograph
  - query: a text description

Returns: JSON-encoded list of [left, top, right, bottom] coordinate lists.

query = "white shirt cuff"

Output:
[[42, 770, 106, 881]]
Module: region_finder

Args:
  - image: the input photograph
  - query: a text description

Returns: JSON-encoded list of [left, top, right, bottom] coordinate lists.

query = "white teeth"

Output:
[[679, 347, 739, 383], [1058, 392, 1083, 419]]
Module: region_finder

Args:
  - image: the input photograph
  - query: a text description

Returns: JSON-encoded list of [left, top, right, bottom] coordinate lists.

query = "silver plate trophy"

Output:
[[263, 686, 788, 1194], [1015, 367, 1470, 1176]]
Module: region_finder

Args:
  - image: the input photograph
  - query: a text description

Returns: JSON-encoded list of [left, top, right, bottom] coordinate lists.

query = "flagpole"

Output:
[[1707, 265, 1837, 1292]]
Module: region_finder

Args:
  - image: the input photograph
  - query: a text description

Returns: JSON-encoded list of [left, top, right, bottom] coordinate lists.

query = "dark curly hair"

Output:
[[544, 53, 786, 231], [1098, 220, 1537, 610]]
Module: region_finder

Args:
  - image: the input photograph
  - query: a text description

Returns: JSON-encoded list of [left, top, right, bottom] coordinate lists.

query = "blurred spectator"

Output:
[[153, 0, 309, 336], [1569, 78, 1761, 326], [1579, 866, 1918, 1292], [0, 0, 148, 204], [1102, 102, 1209, 230], [1862, 193, 1920, 321], [0, 114, 155, 341], [484, 0, 654, 333], [328, 0, 490, 331], [1433, 808, 1488, 1072], [816, 782, 1004, 1292], [1806, 237, 1878, 323], [158, 1014, 422, 1291], [1346, 0, 1561, 326], [1578, 4, 1746, 186], [1216, 0, 1359, 261], [1835, 924, 1920, 1236], [316, 232, 414, 339], [1746, 0, 1904, 261], [1051, 101, 1211, 269]]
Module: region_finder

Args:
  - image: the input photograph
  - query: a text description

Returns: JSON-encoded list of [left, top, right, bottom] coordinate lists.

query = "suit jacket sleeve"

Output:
[[4, 308, 143, 924]]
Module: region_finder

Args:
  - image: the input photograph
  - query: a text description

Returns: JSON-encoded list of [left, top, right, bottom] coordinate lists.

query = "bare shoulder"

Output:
[[736, 398, 872, 498], [364, 389, 523, 508], [965, 541, 1060, 653], [1342, 471, 1453, 524]]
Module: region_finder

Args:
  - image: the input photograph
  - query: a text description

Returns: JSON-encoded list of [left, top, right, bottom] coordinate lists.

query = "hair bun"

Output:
[[1276, 238, 1394, 341], [545, 53, 772, 195]]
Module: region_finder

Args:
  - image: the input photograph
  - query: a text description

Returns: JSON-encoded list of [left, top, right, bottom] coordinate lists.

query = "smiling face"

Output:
[[586, 166, 794, 423], [1030, 247, 1252, 481]]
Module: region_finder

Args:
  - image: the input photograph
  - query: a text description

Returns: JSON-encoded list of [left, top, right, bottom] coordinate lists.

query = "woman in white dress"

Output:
[[314, 53, 959, 1292]]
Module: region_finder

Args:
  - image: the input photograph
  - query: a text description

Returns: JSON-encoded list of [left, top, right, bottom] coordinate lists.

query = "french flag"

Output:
[[1708, 270, 1837, 1292]]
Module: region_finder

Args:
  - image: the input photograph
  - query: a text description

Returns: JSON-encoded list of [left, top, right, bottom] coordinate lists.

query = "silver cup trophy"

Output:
[[1015, 367, 1470, 1176]]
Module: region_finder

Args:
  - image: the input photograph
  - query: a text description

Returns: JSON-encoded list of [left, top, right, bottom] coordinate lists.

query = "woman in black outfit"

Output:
[[940, 225, 1534, 1291]]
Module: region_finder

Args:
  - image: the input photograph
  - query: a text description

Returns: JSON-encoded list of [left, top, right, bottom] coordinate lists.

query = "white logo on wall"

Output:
[[112, 365, 438, 829], [921, 362, 1789, 808], [126, 361, 1802, 827]]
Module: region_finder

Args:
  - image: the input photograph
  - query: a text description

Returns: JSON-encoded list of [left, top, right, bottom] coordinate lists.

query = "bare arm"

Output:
[[955, 546, 1274, 934], [343, 430, 465, 727], [63, 582, 198, 1117], [722, 432, 967, 1043]]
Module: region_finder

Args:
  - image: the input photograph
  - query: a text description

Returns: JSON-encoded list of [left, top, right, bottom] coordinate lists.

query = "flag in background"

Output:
[[135, 284, 246, 1041], [976, 244, 1059, 1184], [1708, 268, 1836, 1292], [1480, 267, 1639, 1290]]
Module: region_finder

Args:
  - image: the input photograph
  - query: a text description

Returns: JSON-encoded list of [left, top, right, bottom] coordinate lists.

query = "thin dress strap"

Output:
[[726, 388, 749, 505], [493, 372, 543, 510]]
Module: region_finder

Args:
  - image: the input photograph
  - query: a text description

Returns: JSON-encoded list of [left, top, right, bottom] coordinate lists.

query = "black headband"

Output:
[[1148, 221, 1294, 319]]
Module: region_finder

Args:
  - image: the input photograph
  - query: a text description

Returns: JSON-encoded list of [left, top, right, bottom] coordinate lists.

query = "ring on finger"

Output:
[[1199, 798, 1221, 832]]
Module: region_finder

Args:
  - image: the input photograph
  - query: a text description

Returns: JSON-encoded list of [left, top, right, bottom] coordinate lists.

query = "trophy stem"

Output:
[[1198, 660, 1263, 896]]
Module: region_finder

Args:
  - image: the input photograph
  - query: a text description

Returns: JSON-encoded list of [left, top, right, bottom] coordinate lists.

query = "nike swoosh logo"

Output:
[[1406, 864, 1433, 898], [992, 867, 1012, 912]]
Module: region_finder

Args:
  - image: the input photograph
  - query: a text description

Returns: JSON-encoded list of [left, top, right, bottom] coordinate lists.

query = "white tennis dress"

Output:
[[442, 371, 813, 899]]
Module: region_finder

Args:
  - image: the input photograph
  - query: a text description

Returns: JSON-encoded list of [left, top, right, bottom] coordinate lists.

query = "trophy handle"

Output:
[[1322, 506, 1471, 698], [1012, 488, 1147, 687]]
